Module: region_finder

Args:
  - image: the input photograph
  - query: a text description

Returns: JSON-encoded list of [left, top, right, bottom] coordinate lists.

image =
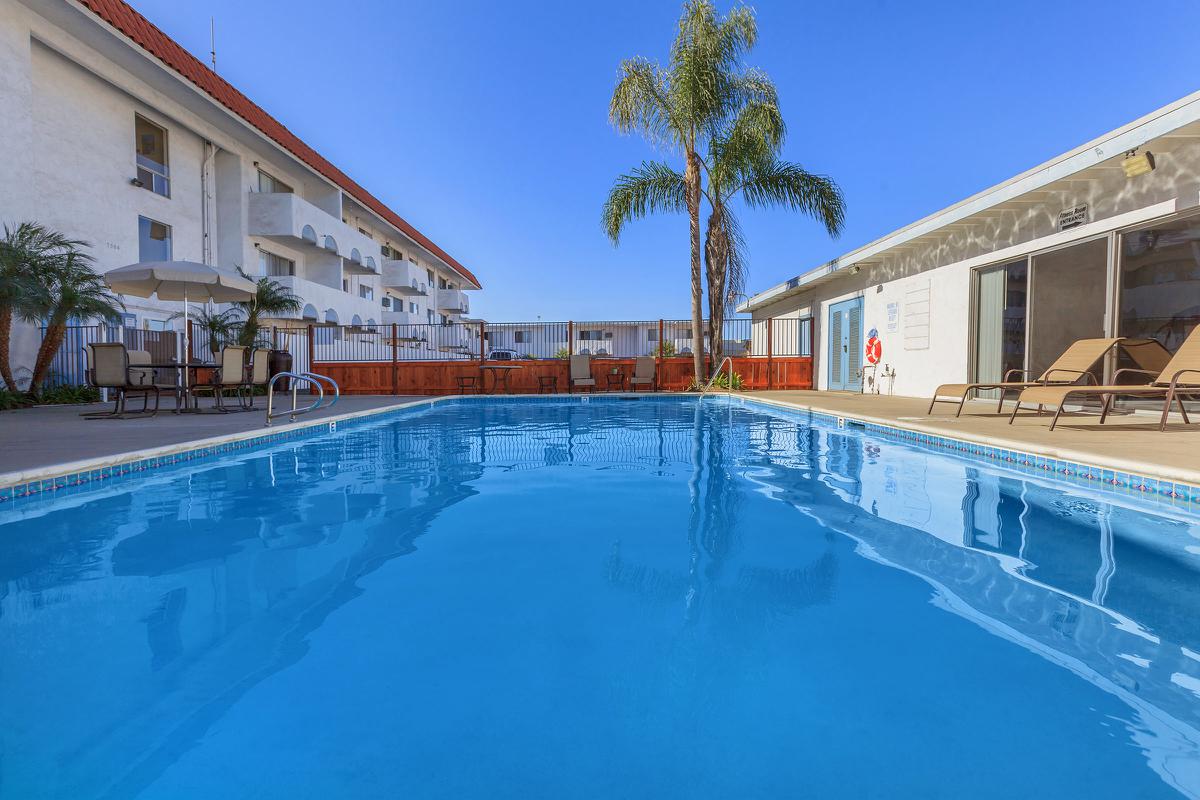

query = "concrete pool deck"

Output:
[[753, 390, 1200, 489], [1, 390, 1196, 497], [0, 396, 432, 478]]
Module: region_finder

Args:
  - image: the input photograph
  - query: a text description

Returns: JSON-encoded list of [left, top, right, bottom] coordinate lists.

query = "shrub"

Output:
[[554, 347, 571, 360], [654, 341, 677, 358], [687, 370, 745, 392], [34, 384, 100, 405], [0, 389, 33, 411]]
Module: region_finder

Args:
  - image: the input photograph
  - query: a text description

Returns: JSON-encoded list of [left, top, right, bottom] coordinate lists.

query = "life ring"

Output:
[[865, 336, 882, 365]]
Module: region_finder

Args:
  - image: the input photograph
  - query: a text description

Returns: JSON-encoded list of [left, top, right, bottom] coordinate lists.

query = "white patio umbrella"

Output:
[[104, 261, 257, 388]]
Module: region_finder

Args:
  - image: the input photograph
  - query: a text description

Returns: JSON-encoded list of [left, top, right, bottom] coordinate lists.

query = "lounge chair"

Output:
[[630, 356, 656, 391], [569, 354, 595, 393], [927, 337, 1123, 416], [1009, 331, 1200, 431], [83, 342, 162, 419], [190, 346, 248, 412], [240, 348, 271, 409]]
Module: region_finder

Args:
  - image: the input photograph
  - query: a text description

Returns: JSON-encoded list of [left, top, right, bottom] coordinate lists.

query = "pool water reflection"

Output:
[[1, 398, 1199, 799]]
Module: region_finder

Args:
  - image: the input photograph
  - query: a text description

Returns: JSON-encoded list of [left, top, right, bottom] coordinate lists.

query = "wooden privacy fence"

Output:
[[313, 355, 813, 395]]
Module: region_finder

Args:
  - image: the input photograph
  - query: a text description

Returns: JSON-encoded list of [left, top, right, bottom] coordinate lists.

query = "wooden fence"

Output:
[[313, 355, 813, 395]]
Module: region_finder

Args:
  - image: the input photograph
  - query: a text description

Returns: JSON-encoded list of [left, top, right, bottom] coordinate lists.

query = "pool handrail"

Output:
[[265, 371, 339, 425], [699, 356, 736, 396]]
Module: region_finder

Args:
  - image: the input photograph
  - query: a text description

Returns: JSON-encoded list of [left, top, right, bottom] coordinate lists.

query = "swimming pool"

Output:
[[2, 396, 1199, 799]]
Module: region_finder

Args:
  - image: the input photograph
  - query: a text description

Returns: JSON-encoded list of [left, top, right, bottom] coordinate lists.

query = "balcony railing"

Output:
[[247, 192, 380, 274], [382, 260, 429, 295]]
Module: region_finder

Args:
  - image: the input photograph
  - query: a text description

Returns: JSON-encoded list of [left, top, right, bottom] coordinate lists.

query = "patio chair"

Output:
[[927, 337, 1123, 416], [569, 354, 595, 393], [190, 345, 248, 413], [630, 356, 656, 391], [240, 348, 271, 409], [1009, 331, 1200, 431], [82, 342, 162, 419]]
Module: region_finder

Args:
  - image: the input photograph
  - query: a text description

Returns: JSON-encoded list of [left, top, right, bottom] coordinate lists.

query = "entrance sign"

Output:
[[1057, 204, 1089, 231]]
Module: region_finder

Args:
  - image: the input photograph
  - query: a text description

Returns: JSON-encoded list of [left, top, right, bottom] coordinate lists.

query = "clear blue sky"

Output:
[[135, 0, 1200, 321]]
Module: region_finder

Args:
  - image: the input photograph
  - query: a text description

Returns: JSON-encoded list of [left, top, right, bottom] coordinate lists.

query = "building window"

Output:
[[358, 285, 374, 301], [381, 297, 391, 309], [410, 302, 418, 314], [440, 313, 449, 325], [138, 216, 172, 262], [134, 116, 170, 197], [357, 227, 373, 239], [426, 268, 434, 283], [427, 309, 434, 323], [578, 330, 610, 341], [257, 169, 293, 194], [143, 319, 169, 331], [343, 279, 349, 292], [438, 277, 448, 290], [381, 244, 402, 260], [514, 330, 529, 344], [647, 327, 658, 341], [258, 249, 295, 277]]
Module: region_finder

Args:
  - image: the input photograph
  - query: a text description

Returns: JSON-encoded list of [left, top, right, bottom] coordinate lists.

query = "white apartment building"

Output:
[[740, 90, 1200, 398], [0, 0, 480, 379]]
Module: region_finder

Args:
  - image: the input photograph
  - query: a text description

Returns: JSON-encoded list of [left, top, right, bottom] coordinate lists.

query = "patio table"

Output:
[[143, 362, 216, 412], [480, 364, 523, 394]]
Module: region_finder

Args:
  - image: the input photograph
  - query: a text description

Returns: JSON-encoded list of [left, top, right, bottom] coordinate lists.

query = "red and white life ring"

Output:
[[865, 336, 882, 365]]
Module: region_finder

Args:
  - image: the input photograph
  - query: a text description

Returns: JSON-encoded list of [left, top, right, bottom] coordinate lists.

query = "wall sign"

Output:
[[886, 302, 899, 333], [1057, 203, 1089, 231]]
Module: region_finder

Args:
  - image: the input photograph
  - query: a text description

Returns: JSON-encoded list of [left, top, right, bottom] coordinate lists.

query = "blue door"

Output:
[[827, 297, 863, 391]]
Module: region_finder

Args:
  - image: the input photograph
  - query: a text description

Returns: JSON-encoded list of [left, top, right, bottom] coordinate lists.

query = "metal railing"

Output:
[[699, 356, 736, 396], [265, 371, 339, 425]]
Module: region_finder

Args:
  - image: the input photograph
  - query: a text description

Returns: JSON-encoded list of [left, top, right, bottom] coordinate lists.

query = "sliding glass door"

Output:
[[1027, 237, 1110, 379], [973, 259, 1027, 388], [1118, 214, 1200, 350]]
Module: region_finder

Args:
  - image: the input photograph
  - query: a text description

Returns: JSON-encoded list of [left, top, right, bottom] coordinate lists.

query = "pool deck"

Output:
[[1, 390, 1197, 494], [753, 390, 1200, 488], [0, 396, 431, 480]]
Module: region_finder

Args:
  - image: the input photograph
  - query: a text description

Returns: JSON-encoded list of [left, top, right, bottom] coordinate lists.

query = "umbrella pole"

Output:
[[183, 287, 189, 392]]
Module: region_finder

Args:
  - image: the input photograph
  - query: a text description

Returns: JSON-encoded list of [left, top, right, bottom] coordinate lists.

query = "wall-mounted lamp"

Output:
[[847, 265, 861, 275], [1121, 149, 1155, 178]]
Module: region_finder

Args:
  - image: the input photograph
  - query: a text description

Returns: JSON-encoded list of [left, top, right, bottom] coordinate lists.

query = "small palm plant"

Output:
[[605, 0, 771, 381], [233, 271, 303, 349], [0, 222, 82, 391], [28, 249, 124, 392]]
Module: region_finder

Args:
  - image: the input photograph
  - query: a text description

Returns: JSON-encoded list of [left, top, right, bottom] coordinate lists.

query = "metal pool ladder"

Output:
[[265, 371, 340, 425], [699, 356, 735, 397]]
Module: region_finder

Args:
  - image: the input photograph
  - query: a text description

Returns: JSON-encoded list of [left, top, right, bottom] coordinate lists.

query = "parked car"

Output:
[[488, 348, 517, 361]]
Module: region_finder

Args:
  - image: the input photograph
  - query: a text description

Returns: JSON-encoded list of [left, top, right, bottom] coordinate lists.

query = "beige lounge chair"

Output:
[[83, 342, 162, 418], [569, 354, 595, 393], [927, 337, 1122, 416], [190, 346, 248, 412], [630, 356, 656, 391], [240, 348, 271, 409], [1010, 332, 1200, 431]]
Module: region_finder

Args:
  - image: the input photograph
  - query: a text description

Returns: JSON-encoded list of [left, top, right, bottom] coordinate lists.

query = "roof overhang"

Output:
[[739, 88, 1200, 313]]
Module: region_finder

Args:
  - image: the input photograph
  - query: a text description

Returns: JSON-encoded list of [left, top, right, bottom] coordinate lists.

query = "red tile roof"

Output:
[[75, 0, 480, 289]]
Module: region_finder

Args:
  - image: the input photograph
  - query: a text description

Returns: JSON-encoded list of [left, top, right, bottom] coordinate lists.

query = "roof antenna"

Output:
[[209, 17, 217, 71]]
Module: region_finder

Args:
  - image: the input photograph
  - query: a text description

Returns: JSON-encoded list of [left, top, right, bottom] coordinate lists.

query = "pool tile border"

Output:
[[1, 392, 1197, 515]]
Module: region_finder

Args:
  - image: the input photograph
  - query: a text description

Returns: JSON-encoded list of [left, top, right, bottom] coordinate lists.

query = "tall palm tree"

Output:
[[0, 222, 81, 391], [233, 272, 303, 349], [704, 103, 845, 364], [28, 249, 124, 392], [605, 0, 773, 380]]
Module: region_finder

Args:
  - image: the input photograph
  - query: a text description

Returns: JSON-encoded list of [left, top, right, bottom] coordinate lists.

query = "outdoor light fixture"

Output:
[[1121, 150, 1156, 178]]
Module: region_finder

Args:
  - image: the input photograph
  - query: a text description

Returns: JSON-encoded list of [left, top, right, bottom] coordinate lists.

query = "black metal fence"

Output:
[[40, 325, 179, 387]]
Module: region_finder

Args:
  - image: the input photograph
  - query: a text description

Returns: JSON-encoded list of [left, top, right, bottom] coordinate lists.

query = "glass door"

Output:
[[1119, 214, 1200, 350], [1028, 238, 1110, 379], [973, 259, 1027, 391]]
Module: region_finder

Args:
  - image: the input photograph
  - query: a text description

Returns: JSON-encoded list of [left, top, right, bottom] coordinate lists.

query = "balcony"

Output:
[[247, 192, 380, 275], [270, 275, 382, 326], [382, 260, 429, 295], [437, 288, 469, 314]]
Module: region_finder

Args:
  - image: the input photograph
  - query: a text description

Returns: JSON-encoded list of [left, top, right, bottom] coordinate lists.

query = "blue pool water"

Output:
[[2, 396, 1200, 799]]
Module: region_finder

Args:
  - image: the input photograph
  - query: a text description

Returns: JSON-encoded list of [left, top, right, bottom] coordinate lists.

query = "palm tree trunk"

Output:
[[704, 209, 727, 371], [685, 150, 705, 382], [0, 304, 16, 392], [28, 318, 67, 394]]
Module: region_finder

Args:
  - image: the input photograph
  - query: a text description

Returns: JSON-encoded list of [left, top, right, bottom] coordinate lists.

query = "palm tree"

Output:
[[28, 248, 124, 392], [605, 0, 773, 380], [704, 104, 845, 364], [171, 305, 239, 357], [0, 222, 81, 391], [232, 272, 303, 348]]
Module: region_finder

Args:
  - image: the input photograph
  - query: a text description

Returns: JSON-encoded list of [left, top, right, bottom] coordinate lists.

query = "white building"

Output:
[[0, 0, 480, 381], [740, 90, 1200, 398]]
